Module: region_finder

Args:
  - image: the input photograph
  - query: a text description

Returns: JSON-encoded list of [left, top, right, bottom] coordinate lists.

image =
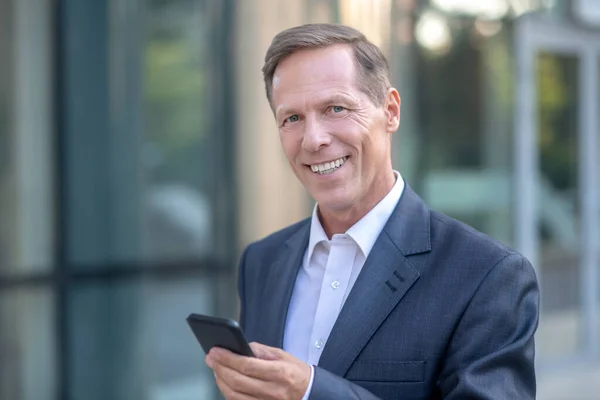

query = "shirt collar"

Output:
[[306, 170, 405, 263], [306, 204, 330, 263]]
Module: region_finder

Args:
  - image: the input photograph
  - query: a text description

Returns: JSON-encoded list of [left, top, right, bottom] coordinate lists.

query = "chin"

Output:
[[313, 194, 354, 213], [308, 181, 356, 211]]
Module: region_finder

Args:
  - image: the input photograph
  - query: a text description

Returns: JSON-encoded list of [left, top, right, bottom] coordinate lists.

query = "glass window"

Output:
[[142, 0, 222, 263], [61, 0, 235, 268], [0, 0, 55, 277], [68, 277, 218, 400], [395, 2, 515, 245], [0, 0, 13, 275], [55, 1, 237, 399], [0, 288, 56, 400], [534, 53, 583, 360]]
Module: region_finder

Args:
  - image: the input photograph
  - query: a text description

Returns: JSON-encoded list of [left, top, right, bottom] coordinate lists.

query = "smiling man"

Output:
[[205, 23, 539, 400]]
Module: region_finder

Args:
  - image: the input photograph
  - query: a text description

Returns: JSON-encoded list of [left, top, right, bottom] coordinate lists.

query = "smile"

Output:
[[309, 156, 348, 175]]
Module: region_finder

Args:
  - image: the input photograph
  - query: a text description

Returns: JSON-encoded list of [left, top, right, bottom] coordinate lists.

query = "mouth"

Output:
[[308, 156, 349, 175]]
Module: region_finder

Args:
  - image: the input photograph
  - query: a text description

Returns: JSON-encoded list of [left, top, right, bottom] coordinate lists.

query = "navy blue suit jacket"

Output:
[[237, 184, 539, 399]]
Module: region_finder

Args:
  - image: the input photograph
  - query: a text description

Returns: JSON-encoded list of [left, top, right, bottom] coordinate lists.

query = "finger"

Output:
[[214, 372, 260, 400], [214, 362, 272, 399], [205, 352, 215, 369], [212, 347, 282, 380], [249, 342, 282, 361], [208, 347, 244, 369]]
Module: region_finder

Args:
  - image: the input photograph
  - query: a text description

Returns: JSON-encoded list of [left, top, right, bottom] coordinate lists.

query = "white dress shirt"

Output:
[[283, 171, 405, 398]]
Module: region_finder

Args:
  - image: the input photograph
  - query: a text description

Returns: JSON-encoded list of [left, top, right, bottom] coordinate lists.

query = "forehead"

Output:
[[272, 44, 360, 106]]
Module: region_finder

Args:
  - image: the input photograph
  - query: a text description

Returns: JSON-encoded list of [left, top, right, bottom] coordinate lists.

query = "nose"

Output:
[[302, 116, 331, 152]]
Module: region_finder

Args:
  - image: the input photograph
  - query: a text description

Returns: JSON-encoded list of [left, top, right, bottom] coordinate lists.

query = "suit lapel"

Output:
[[257, 222, 310, 348], [318, 184, 431, 377]]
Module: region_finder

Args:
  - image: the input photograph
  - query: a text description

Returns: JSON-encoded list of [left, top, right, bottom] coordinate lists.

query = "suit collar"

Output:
[[346, 171, 405, 257], [384, 183, 431, 256], [317, 184, 431, 376], [256, 221, 310, 348], [256, 183, 432, 373]]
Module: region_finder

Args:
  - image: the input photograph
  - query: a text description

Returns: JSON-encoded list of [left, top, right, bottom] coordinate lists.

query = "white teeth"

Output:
[[309, 157, 348, 175]]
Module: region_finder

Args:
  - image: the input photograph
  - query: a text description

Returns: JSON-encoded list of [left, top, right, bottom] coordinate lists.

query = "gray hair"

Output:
[[262, 23, 391, 110]]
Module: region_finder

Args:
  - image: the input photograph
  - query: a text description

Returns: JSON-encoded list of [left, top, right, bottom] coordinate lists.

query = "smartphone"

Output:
[[186, 313, 255, 357]]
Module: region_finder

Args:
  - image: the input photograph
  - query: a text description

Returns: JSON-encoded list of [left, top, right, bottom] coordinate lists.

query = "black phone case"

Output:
[[186, 313, 255, 357]]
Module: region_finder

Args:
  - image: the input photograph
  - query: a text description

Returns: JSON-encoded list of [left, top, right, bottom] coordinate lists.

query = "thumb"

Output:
[[249, 342, 283, 361]]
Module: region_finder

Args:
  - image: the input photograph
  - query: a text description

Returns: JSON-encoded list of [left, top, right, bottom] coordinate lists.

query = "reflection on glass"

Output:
[[415, 10, 452, 55], [64, 0, 223, 267], [431, 0, 509, 19], [141, 0, 216, 263], [0, 288, 55, 400], [408, 7, 514, 245], [68, 277, 218, 400], [0, 0, 11, 275], [535, 53, 582, 360], [0, 0, 54, 277], [141, 0, 219, 263]]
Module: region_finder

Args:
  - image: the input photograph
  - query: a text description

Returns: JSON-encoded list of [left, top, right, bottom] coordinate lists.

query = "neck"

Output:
[[318, 168, 396, 239]]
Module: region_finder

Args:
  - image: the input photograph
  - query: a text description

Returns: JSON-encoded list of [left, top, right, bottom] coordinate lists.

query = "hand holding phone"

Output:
[[186, 313, 255, 357]]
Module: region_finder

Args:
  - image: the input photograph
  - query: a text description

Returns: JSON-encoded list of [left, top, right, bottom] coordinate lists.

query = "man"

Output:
[[206, 23, 539, 399]]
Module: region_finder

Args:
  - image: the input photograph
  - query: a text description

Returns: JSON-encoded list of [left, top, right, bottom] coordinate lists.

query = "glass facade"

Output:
[[67, 277, 218, 399], [0, 287, 56, 400], [2, 0, 236, 398], [1, 0, 599, 399], [400, 4, 516, 245], [60, 0, 235, 267], [536, 53, 583, 360]]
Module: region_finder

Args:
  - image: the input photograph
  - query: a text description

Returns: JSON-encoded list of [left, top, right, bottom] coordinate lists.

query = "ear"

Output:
[[384, 88, 401, 133]]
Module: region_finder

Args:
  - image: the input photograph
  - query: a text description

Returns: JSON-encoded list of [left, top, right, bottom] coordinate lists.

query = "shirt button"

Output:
[[315, 340, 323, 349], [331, 280, 340, 289]]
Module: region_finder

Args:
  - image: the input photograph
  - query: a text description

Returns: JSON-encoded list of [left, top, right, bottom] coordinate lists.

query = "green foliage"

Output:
[[144, 37, 207, 182], [537, 53, 578, 191]]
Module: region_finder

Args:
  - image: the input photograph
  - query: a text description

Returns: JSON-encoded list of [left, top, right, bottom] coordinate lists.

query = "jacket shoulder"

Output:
[[429, 209, 526, 263], [243, 217, 310, 259]]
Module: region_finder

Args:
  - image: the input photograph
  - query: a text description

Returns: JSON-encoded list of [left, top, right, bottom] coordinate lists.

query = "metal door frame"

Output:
[[515, 14, 600, 362]]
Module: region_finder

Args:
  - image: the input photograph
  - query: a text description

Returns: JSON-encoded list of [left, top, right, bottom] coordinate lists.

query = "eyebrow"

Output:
[[317, 94, 357, 107], [275, 105, 295, 121]]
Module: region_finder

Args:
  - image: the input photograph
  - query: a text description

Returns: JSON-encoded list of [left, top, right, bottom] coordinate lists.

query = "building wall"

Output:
[[235, 0, 309, 247]]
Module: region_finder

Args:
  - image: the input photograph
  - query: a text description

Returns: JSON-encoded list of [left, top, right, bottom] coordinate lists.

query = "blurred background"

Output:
[[0, 0, 599, 399]]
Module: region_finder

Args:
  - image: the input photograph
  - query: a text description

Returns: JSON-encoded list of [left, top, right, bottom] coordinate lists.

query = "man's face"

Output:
[[271, 44, 400, 214]]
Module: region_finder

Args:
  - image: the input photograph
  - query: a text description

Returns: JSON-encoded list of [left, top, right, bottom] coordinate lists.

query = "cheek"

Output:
[[326, 119, 364, 146], [351, 130, 388, 172], [361, 137, 386, 167], [359, 118, 389, 151], [279, 132, 302, 161]]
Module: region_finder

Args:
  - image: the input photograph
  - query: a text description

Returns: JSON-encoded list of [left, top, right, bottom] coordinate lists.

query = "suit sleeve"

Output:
[[437, 253, 540, 399], [309, 367, 382, 400]]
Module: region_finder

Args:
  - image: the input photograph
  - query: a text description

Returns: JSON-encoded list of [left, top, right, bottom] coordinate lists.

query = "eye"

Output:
[[332, 106, 345, 113], [285, 115, 299, 124]]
